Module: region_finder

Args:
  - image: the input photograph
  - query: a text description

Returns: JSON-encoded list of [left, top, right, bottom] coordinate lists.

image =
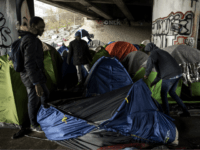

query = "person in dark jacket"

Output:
[[67, 31, 92, 84], [144, 43, 190, 117], [17, 17, 49, 134]]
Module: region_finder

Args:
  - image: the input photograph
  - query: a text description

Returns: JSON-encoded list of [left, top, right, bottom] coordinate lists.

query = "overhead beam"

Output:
[[51, 0, 152, 6], [112, 0, 134, 21], [37, 0, 97, 19], [76, 0, 113, 19]]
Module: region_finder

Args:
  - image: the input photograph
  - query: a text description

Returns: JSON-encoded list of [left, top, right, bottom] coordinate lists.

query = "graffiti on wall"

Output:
[[0, 12, 12, 56], [16, 0, 34, 26], [151, 11, 194, 48], [104, 19, 121, 25]]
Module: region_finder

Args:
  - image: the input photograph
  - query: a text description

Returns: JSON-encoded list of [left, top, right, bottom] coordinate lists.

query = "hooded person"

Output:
[[67, 31, 92, 85], [143, 43, 190, 117]]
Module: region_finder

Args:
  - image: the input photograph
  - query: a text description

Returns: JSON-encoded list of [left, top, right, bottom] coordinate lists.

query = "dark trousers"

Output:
[[26, 83, 50, 128], [161, 77, 189, 116]]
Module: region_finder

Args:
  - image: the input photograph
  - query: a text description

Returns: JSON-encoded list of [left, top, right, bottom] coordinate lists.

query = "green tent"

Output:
[[0, 55, 28, 126], [0, 48, 62, 127], [133, 67, 200, 104], [90, 48, 110, 67]]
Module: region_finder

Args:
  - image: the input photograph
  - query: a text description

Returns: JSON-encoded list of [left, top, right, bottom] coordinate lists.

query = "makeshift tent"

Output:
[[122, 51, 149, 78], [105, 41, 138, 61], [84, 57, 133, 97], [57, 45, 69, 56], [42, 42, 63, 91], [132, 67, 200, 104], [163, 45, 200, 97], [163, 45, 200, 63], [88, 40, 105, 51], [38, 80, 177, 150], [0, 55, 28, 128], [90, 48, 110, 67], [0, 47, 62, 128]]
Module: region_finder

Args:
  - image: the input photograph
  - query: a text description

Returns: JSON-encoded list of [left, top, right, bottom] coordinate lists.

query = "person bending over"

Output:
[[144, 43, 190, 117]]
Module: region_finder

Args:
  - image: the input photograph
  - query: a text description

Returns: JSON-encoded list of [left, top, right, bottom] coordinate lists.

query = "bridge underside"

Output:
[[37, 0, 153, 22]]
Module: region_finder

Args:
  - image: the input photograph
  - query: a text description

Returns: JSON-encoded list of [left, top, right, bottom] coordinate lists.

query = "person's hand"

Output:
[[144, 75, 148, 80], [150, 83, 154, 87], [35, 84, 44, 97]]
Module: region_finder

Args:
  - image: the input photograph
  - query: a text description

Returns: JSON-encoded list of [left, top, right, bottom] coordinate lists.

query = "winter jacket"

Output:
[[19, 31, 46, 87], [145, 43, 182, 85], [67, 39, 92, 65]]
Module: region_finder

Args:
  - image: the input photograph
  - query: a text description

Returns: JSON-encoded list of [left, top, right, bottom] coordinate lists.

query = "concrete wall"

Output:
[[0, 0, 18, 56], [64, 18, 152, 46], [0, 0, 34, 56], [152, 0, 200, 49]]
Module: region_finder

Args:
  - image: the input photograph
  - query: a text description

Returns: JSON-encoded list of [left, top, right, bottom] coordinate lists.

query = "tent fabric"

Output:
[[132, 44, 140, 50], [101, 79, 176, 144], [38, 80, 177, 149], [121, 51, 149, 77], [57, 45, 69, 56], [84, 57, 133, 97], [108, 41, 115, 45], [163, 45, 200, 64], [132, 67, 200, 104], [38, 85, 132, 141], [162, 45, 200, 97], [132, 67, 182, 103], [0, 55, 28, 126], [42, 42, 63, 90], [0, 48, 62, 127], [105, 41, 138, 61], [90, 48, 110, 67]]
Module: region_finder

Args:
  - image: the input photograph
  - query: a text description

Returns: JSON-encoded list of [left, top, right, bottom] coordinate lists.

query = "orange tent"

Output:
[[105, 41, 138, 61]]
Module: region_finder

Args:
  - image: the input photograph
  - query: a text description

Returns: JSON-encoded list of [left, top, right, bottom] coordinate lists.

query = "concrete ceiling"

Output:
[[36, 0, 153, 21]]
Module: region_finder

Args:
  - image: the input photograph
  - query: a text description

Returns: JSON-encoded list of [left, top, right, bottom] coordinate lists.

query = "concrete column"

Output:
[[0, 0, 18, 56], [152, 0, 200, 49], [0, 0, 34, 56]]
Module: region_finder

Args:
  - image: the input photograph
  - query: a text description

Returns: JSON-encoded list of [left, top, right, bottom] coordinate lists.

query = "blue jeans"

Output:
[[161, 77, 189, 116], [26, 83, 50, 127]]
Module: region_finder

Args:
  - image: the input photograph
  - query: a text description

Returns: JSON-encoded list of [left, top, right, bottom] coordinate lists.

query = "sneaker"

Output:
[[31, 126, 44, 133]]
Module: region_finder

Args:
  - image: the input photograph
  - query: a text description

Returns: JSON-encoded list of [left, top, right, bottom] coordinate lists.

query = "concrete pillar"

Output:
[[0, 0, 34, 56], [152, 0, 200, 49]]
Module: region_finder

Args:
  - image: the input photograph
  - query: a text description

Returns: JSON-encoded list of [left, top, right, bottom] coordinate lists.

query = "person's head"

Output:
[[75, 31, 81, 40], [144, 43, 159, 55], [29, 17, 45, 36]]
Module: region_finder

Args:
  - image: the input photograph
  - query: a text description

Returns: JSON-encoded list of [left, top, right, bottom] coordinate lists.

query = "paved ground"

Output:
[[0, 116, 200, 149]]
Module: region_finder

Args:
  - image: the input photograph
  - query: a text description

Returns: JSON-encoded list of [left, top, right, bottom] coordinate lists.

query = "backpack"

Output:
[[9, 38, 24, 72]]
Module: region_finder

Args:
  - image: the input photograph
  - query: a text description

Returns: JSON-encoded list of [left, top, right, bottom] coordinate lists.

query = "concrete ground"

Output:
[[0, 116, 200, 149]]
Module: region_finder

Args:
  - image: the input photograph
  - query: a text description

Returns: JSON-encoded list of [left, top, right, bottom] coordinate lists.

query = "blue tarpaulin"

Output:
[[101, 79, 176, 144], [85, 57, 133, 97], [37, 79, 176, 144], [37, 106, 95, 141]]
